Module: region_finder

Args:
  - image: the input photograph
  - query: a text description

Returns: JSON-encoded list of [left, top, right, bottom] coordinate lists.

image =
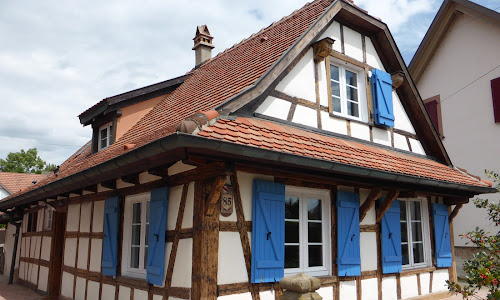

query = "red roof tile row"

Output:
[[0, 172, 47, 195], [197, 117, 488, 187]]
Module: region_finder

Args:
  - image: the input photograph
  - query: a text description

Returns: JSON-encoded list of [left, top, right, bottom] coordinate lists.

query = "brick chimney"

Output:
[[192, 25, 214, 67]]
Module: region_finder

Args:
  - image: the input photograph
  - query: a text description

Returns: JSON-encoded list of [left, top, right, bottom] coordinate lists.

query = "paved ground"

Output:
[[0, 274, 490, 299], [0, 275, 42, 300]]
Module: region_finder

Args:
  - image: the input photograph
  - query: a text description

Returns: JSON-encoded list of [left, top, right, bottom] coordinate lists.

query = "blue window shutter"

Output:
[[102, 196, 120, 276], [433, 203, 452, 267], [381, 200, 402, 274], [337, 191, 361, 276], [147, 186, 168, 285], [372, 69, 395, 127], [251, 180, 285, 283]]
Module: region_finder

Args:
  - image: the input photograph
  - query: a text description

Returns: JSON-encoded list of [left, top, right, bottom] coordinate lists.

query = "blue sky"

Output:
[[0, 0, 498, 165]]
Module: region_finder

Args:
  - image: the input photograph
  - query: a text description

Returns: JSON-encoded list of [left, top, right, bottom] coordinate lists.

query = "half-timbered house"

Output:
[[0, 0, 496, 299]]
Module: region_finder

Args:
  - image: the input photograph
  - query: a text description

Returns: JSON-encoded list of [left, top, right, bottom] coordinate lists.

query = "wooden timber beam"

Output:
[[449, 204, 463, 222], [398, 191, 418, 198], [148, 164, 171, 178], [205, 176, 227, 215], [70, 189, 83, 196], [100, 179, 116, 190], [122, 173, 140, 185], [376, 190, 399, 223], [168, 161, 232, 186], [444, 197, 468, 205], [359, 188, 382, 222], [82, 185, 97, 193]]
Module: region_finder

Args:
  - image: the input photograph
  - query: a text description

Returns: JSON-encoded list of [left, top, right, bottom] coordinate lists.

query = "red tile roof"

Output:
[[197, 117, 488, 187], [0, 172, 47, 195], [1, 0, 336, 202]]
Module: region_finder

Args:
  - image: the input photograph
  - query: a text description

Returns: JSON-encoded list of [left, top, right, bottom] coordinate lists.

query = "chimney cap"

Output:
[[194, 25, 213, 39]]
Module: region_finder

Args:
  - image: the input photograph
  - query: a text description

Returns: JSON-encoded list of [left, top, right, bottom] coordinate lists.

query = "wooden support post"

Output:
[[376, 190, 399, 223], [449, 204, 462, 222], [148, 164, 171, 178], [191, 178, 221, 299], [359, 188, 382, 222], [448, 206, 458, 283], [205, 176, 227, 215]]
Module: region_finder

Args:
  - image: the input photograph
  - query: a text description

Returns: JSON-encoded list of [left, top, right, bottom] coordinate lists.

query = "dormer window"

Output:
[[99, 122, 113, 150], [329, 58, 368, 122]]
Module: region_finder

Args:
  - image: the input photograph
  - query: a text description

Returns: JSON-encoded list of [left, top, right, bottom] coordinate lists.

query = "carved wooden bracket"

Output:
[[313, 37, 335, 62], [359, 188, 382, 222], [449, 204, 463, 222], [82, 185, 97, 193], [391, 71, 404, 89], [205, 176, 227, 215], [376, 190, 400, 223]]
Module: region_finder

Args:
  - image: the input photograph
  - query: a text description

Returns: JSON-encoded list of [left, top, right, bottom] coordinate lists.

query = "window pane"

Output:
[[144, 246, 148, 268], [346, 87, 358, 102], [413, 243, 424, 264], [331, 81, 340, 97], [412, 222, 423, 242], [345, 70, 357, 87], [400, 201, 407, 221], [285, 221, 299, 243], [332, 97, 341, 113], [131, 225, 141, 245], [347, 102, 359, 117], [285, 196, 299, 219], [410, 201, 421, 221], [401, 222, 408, 243], [130, 246, 140, 268], [330, 65, 339, 81], [100, 128, 107, 140], [402, 244, 409, 265], [132, 203, 141, 224], [285, 245, 300, 268], [308, 199, 321, 220], [308, 222, 322, 243], [308, 245, 323, 267]]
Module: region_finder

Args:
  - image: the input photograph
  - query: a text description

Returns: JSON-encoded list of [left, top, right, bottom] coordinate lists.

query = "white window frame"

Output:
[[284, 186, 331, 277], [122, 193, 150, 279], [329, 58, 368, 122], [44, 209, 53, 230], [400, 197, 432, 270], [98, 122, 113, 150]]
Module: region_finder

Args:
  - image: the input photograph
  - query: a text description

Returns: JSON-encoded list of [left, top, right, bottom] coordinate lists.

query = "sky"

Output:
[[0, 0, 498, 166]]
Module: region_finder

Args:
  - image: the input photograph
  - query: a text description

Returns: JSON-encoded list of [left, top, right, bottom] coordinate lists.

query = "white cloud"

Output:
[[355, 0, 435, 32]]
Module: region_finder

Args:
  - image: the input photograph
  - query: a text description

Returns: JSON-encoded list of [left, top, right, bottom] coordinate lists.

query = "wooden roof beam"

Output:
[[376, 190, 400, 223], [122, 173, 140, 185], [359, 187, 382, 222], [449, 204, 463, 222]]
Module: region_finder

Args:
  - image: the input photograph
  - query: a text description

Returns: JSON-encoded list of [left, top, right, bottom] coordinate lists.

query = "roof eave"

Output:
[[0, 134, 493, 212]]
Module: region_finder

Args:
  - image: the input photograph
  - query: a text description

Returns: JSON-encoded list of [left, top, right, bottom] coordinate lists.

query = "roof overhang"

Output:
[[0, 133, 494, 212], [79, 74, 191, 126], [409, 0, 500, 83]]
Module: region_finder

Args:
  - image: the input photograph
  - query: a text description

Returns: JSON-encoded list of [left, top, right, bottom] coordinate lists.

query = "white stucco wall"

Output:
[[416, 12, 500, 247], [256, 21, 425, 156]]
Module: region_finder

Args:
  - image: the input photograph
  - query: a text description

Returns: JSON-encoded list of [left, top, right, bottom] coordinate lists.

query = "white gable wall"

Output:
[[256, 20, 425, 156]]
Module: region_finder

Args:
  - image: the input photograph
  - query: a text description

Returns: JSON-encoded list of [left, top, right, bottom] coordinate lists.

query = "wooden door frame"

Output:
[[48, 210, 67, 296]]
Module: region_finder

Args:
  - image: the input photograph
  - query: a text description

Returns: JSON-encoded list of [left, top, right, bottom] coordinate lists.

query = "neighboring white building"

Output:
[[409, 0, 500, 277], [0, 172, 47, 275]]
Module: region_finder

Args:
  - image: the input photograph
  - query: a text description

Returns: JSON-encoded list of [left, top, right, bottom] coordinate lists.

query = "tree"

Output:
[[0, 148, 55, 174], [447, 170, 500, 299]]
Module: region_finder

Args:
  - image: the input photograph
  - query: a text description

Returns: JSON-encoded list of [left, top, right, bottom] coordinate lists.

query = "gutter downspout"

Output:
[[8, 222, 20, 285]]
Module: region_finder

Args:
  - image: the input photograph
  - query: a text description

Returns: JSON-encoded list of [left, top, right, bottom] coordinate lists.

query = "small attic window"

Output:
[[99, 122, 113, 150]]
